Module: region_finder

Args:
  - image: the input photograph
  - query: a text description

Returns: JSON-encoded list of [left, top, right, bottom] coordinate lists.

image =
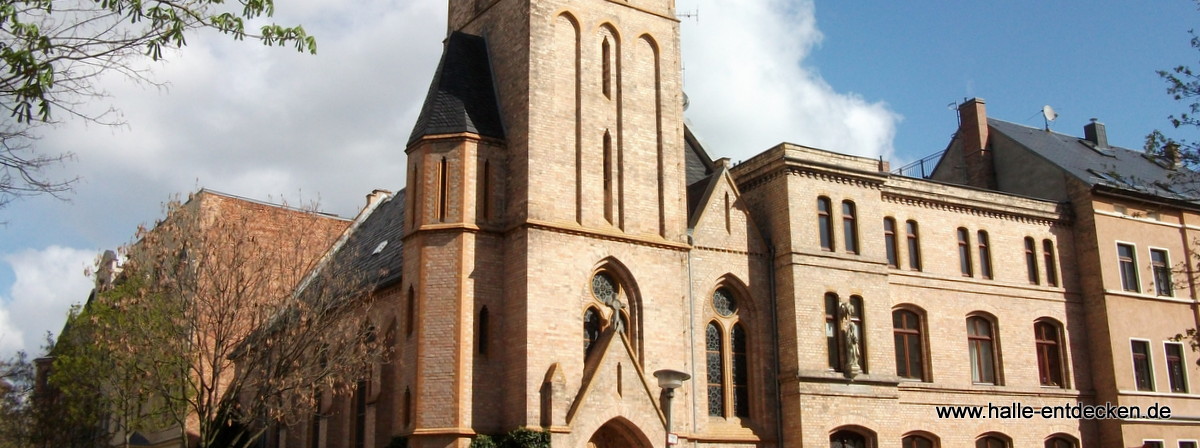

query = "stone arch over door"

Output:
[[586, 417, 653, 448]]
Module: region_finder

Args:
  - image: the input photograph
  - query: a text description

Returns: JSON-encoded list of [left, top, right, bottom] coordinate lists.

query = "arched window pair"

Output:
[[706, 285, 750, 419], [818, 197, 859, 254]]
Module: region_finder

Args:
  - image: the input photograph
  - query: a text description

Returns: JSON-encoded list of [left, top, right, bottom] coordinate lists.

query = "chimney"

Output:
[[366, 189, 392, 208], [957, 98, 996, 189], [1084, 119, 1108, 149], [1166, 142, 1181, 169], [94, 250, 120, 291]]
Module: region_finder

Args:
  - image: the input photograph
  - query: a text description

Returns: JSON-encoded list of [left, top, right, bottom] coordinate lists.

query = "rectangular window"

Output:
[[1144, 442, 1164, 448], [1132, 340, 1154, 391], [842, 201, 859, 254], [978, 231, 992, 279], [825, 294, 840, 370], [1167, 342, 1188, 393], [958, 228, 973, 276], [884, 218, 898, 268], [1025, 237, 1040, 284], [968, 317, 997, 384], [906, 220, 922, 271], [1043, 239, 1059, 287], [1179, 441, 1198, 448], [1151, 249, 1173, 297], [818, 197, 834, 251], [1118, 243, 1139, 292]]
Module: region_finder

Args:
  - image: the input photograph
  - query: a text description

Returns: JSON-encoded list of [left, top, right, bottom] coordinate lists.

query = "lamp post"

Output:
[[653, 369, 691, 447]]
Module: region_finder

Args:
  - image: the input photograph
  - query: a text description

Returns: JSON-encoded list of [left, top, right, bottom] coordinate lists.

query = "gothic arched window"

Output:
[[708, 284, 751, 420], [583, 307, 602, 356], [705, 322, 724, 417]]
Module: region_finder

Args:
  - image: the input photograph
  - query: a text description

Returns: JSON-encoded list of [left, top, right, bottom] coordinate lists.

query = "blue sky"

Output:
[[2, 0, 1199, 357]]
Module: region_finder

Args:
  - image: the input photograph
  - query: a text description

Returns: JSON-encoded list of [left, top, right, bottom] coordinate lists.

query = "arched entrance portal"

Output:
[[586, 417, 653, 448]]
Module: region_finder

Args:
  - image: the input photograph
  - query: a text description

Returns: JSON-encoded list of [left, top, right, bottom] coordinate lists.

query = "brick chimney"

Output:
[[1083, 118, 1108, 149], [957, 98, 997, 189]]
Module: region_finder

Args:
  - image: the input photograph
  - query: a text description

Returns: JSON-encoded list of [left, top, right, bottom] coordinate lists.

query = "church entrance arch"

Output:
[[586, 417, 653, 448]]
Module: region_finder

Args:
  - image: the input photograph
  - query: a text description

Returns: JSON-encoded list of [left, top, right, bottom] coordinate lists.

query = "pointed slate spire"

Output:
[[408, 32, 505, 145]]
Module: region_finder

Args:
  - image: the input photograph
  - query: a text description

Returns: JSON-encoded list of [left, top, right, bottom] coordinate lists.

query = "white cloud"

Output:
[[678, 0, 899, 162], [0, 246, 97, 358]]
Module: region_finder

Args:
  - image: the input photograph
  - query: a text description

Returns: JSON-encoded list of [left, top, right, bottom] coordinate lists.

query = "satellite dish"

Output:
[[1042, 105, 1058, 130], [682, 91, 690, 111]]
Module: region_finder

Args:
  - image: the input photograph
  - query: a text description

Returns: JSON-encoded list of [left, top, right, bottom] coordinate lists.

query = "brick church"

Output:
[[263, 1, 1200, 447]]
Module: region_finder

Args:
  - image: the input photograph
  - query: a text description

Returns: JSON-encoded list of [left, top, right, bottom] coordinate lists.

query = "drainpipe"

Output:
[[686, 229, 698, 447], [768, 244, 783, 448]]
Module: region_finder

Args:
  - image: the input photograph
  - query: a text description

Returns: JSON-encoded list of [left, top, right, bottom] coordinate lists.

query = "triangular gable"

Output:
[[562, 328, 666, 444], [687, 165, 768, 255]]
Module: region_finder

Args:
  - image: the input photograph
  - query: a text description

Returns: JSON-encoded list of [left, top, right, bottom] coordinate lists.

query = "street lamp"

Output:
[[654, 369, 691, 447]]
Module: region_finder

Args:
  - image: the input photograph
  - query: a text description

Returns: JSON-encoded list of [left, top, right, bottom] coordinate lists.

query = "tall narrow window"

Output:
[[830, 430, 869, 448], [1044, 239, 1059, 287], [977, 436, 1010, 448], [1132, 340, 1154, 391], [706, 322, 724, 417], [843, 201, 859, 254], [731, 324, 749, 418], [603, 131, 613, 223], [884, 218, 898, 268], [1045, 436, 1076, 448], [410, 164, 419, 228], [480, 160, 491, 222], [1151, 249, 1172, 297], [825, 293, 840, 370], [601, 37, 612, 98], [1118, 243, 1139, 292], [403, 387, 412, 427], [1166, 342, 1188, 393], [893, 309, 924, 380], [978, 231, 993, 279], [478, 307, 489, 355], [850, 296, 866, 372], [406, 287, 415, 338], [438, 157, 448, 222], [967, 316, 998, 384], [309, 390, 322, 448], [1025, 237, 1040, 284], [353, 380, 367, 448], [906, 220, 922, 271], [1035, 321, 1064, 387], [903, 435, 935, 448], [958, 228, 973, 276], [818, 197, 834, 251], [724, 192, 731, 233], [583, 307, 601, 356]]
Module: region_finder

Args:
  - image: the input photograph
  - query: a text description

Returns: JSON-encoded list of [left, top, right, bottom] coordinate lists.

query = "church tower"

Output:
[[403, 0, 691, 446]]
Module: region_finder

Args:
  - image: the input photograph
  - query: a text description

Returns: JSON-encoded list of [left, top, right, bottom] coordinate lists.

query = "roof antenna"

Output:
[[677, 4, 699, 22], [1041, 105, 1058, 131]]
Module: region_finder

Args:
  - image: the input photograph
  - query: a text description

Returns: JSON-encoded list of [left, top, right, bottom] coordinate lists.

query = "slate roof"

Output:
[[300, 190, 407, 301], [408, 32, 505, 145], [684, 126, 717, 221], [990, 118, 1200, 202]]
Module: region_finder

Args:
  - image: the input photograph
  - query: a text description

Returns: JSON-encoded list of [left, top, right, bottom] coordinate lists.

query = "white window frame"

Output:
[[1178, 439, 1198, 448], [1131, 338, 1156, 392], [1148, 246, 1173, 297], [1115, 241, 1140, 293], [1164, 341, 1189, 393]]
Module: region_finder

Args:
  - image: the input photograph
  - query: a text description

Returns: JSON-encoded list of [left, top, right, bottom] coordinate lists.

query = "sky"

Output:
[[2, 0, 1198, 358]]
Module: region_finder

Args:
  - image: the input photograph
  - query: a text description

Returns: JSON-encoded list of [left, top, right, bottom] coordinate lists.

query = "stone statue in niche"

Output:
[[593, 272, 625, 334], [839, 301, 862, 377]]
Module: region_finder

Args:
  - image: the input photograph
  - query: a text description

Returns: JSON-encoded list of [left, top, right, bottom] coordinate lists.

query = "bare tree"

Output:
[[51, 192, 380, 447], [0, 0, 317, 208]]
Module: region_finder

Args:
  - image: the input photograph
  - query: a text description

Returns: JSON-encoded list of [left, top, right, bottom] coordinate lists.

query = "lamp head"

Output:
[[654, 369, 691, 390]]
